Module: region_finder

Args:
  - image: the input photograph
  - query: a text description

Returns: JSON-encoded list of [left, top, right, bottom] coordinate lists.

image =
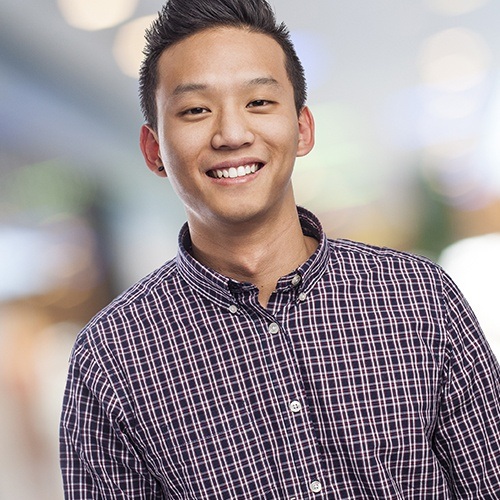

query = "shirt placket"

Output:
[[254, 278, 330, 499]]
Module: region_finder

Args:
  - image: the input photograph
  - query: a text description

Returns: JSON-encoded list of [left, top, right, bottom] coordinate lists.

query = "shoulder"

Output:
[[324, 238, 453, 312], [72, 257, 180, 355], [328, 238, 442, 278]]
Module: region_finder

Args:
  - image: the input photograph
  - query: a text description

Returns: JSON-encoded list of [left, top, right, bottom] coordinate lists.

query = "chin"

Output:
[[219, 205, 276, 226]]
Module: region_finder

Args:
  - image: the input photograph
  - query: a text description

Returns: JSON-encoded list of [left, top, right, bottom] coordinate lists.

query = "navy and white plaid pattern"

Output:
[[60, 207, 500, 499]]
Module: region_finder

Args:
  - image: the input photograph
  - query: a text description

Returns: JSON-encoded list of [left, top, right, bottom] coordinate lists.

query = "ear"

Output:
[[296, 106, 315, 158], [140, 124, 167, 177]]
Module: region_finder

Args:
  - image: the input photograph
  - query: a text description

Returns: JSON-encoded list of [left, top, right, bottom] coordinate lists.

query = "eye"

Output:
[[247, 100, 271, 108], [182, 107, 209, 116]]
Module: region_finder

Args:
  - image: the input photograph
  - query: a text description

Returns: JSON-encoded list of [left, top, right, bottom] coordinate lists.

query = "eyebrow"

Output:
[[172, 77, 282, 97], [172, 83, 208, 96], [245, 77, 281, 89]]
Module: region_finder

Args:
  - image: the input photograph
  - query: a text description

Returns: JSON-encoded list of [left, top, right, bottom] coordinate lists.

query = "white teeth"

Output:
[[210, 163, 260, 179]]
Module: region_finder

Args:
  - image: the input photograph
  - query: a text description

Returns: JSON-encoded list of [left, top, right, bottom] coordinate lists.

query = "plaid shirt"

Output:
[[60, 207, 500, 499]]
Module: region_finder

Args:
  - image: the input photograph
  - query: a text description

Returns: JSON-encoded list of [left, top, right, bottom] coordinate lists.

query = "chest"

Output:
[[120, 289, 445, 497]]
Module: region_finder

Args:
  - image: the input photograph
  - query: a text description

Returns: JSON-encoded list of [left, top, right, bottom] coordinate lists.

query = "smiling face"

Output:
[[140, 26, 314, 231]]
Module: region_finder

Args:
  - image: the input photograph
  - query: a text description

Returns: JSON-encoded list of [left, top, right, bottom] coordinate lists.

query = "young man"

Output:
[[60, 0, 500, 498]]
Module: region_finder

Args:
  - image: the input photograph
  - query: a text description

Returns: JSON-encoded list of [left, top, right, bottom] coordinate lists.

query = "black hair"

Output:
[[139, 0, 307, 127]]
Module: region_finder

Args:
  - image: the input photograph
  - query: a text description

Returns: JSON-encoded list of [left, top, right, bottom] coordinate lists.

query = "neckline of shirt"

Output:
[[175, 206, 330, 308]]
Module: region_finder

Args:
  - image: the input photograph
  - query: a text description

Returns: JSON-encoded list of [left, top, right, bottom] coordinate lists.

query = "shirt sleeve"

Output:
[[59, 339, 162, 499], [433, 270, 500, 498]]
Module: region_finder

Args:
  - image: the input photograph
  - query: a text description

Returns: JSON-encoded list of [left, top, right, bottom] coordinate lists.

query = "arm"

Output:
[[433, 271, 500, 498], [60, 341, 162, 499]]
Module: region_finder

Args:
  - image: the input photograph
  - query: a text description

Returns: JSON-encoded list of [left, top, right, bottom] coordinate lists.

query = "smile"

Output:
[[207, 163, 262, 179]]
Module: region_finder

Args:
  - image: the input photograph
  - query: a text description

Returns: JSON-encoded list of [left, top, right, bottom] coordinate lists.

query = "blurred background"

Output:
[[1, 0, 500, 497]]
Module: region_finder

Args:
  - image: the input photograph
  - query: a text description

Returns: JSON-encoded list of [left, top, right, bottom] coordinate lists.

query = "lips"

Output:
[[207, 162, 263, 179]]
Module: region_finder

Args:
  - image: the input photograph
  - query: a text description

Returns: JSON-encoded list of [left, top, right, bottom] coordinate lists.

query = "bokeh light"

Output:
[[418, 28, 491, 92], [425, 0, 490, 16], [113, 15, 157, 78], [439, 233, 500, 359], [57, 0, 139, 31]]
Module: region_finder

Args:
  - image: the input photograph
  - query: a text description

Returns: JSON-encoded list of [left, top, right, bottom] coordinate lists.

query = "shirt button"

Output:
[[268, 322, 280, 335], [291, 274, 302, 287], [228, 304, 238, 314], [289, 400, 302, 413], [298, 292, 307, 302], [310, 481, 322, 493]]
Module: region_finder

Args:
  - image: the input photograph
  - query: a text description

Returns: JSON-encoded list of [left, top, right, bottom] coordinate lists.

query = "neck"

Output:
[[188, 205, 318, 308]]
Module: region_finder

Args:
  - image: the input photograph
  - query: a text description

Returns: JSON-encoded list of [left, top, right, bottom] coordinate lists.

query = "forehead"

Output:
[[156, 27, 290, 93]]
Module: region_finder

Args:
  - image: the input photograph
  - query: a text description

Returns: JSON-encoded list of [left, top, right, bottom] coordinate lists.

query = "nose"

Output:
[[211, 107, 255, 150]]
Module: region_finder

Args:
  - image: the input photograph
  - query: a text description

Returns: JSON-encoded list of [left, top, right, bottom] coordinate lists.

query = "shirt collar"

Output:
[[175, 206, 330, 307]]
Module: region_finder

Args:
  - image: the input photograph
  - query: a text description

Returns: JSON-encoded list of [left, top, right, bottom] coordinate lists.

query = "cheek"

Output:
[[162, 125, 207, 165], [161, 139, 193, 169], [261, 115, 299, 147]]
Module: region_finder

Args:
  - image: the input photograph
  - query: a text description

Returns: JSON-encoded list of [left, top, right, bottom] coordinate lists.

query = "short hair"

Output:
[[139, 0, 307, 127]]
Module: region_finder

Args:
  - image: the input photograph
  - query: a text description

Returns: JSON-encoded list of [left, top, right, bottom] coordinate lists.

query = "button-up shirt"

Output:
[[60, 207, 500, 499]]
